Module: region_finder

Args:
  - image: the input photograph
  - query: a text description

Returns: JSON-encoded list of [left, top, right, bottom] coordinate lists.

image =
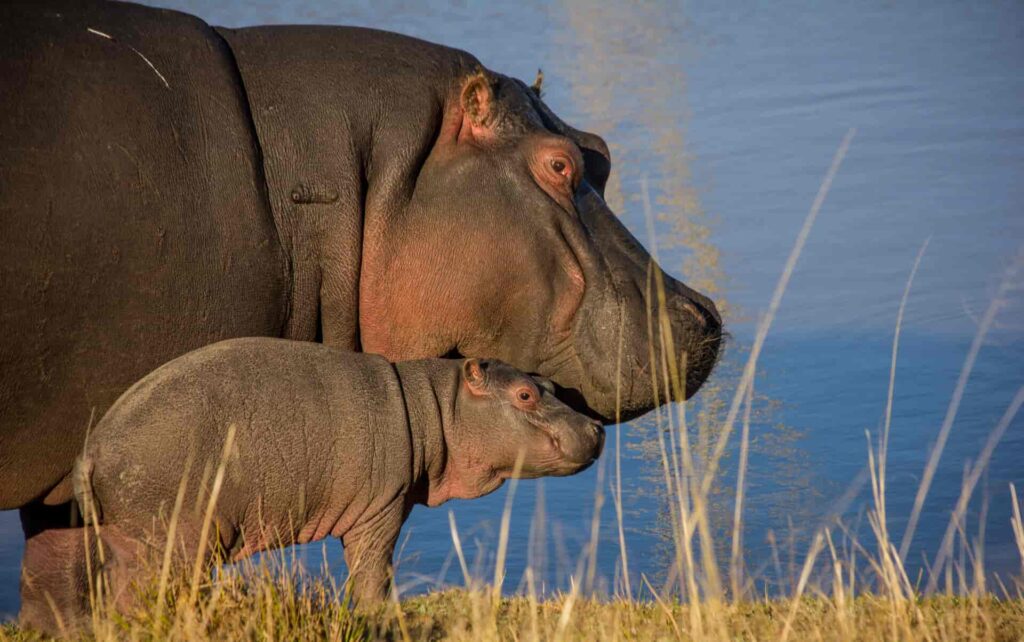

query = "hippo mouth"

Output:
[[529, 418, 605, 471]]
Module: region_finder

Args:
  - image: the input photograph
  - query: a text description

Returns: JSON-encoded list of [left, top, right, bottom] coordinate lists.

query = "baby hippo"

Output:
[[20, 338, 603, 634]]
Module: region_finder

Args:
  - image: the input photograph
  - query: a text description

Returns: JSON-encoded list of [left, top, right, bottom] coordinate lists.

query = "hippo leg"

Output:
[[341, 506, 403, 606], [18, 501, 83, 636], [97, 526, 150, 618], [19, 524, 147, 637], [19, 527, 94, 637]]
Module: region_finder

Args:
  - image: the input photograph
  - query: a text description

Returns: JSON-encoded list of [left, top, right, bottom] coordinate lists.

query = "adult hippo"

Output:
[[0, 0, 721, 523]]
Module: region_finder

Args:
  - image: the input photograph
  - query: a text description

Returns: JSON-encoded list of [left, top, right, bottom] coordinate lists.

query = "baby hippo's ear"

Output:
[[462, 359, 489, 395]]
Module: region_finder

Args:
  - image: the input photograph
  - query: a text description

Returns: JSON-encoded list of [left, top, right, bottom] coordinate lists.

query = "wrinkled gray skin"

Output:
[[18, 338, 603, 635]]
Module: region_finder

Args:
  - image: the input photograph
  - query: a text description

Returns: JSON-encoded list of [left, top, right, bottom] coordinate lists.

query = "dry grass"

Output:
[[4, 133, 1024, 641], [2, 581, 1022, 641], [400, 592, 1024, 641]]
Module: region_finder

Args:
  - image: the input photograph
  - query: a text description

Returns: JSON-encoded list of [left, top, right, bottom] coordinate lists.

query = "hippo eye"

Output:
[[516, 388, 534, 403], [549, 157, 572, 179]]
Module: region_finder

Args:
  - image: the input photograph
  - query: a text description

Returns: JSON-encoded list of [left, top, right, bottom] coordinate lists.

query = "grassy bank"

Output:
[[3, 584, 1023, 641]]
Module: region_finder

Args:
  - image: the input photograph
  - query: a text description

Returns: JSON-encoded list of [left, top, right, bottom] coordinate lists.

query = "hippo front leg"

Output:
[[341, 506, 403, 606]]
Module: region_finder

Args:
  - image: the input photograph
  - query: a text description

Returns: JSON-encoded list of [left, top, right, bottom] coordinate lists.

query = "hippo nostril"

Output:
[[661, 272, 722, 330], [693, 294, 723, 328], [680, 301, 707, 329], [674, 298, 722, 334]]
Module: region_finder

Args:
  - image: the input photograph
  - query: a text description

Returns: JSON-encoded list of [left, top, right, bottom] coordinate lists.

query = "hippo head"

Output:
[[360, 70, 722, 423], [443, 358, 604, 499]]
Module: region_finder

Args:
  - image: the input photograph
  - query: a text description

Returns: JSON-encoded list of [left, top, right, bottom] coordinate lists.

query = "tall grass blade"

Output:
[[927, 385, 1024, 592], [899, 248, 1021, 560]]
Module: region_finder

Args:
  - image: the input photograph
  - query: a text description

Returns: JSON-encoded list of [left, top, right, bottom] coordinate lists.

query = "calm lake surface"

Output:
[[2, 0, 1022, 617]]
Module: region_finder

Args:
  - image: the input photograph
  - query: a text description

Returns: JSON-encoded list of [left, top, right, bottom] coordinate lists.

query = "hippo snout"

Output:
[[547, 416, 604, 472]]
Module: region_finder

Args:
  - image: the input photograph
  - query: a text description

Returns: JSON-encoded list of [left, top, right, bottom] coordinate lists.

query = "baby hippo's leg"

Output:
[[341, 505, 404, 606], [96, 525, 150, 616]]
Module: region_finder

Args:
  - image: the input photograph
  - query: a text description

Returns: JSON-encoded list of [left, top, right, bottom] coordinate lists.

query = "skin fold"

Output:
[[18, 338, 604, 636]]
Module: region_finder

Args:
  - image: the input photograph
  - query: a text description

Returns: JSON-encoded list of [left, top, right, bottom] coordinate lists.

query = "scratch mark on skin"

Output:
[[87, 27, 170, 90]]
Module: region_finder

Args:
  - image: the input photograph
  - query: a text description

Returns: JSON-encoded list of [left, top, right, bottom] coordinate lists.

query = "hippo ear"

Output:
[[458, 72, 498, 143], [530, 68, 544, 98], [462, 358, 488, 394], [461, 72, 493, 126]]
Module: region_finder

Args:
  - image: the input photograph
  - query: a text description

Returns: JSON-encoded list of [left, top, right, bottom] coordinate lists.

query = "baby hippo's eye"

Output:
[[514, 387, 536, 406]]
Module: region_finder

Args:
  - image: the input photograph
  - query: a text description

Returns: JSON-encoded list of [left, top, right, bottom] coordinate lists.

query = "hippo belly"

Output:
[[0, 0, 288, 507]]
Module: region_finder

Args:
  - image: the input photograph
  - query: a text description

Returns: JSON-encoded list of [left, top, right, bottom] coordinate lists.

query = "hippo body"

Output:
[[2, 1, 723, 619], [19, 338, 603, 634]]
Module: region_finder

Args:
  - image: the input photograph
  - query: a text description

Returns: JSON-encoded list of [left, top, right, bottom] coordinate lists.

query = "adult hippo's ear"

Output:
[[462, 359, 489, 395], [458, 72, 498, 145]]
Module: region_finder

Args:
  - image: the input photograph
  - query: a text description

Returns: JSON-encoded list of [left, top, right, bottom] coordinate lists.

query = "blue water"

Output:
[[2, 0, 1022, 618]]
